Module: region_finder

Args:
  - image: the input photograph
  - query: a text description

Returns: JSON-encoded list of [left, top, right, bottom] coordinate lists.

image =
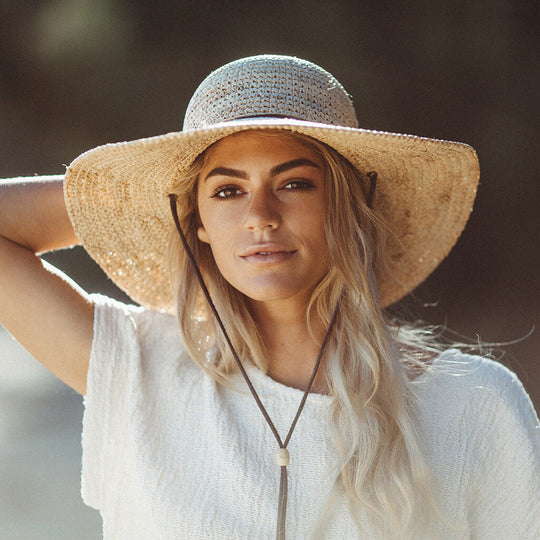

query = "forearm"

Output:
[[0, 175, 78, 253], [0, 175, 92, 395]]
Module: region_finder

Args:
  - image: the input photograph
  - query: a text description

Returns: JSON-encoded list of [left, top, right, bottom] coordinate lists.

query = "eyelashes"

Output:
[[283, 180, 315, 191], [210, 180, 315, 200], [210, 185, 243, 199]]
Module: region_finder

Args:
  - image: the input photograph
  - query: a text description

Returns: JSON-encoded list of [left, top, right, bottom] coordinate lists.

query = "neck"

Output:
[[248, 297, 329, 393]]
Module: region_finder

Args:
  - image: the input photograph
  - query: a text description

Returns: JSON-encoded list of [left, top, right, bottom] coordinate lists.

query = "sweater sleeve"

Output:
[[81, 294, 142, 510], [466, 359, 540, 539]]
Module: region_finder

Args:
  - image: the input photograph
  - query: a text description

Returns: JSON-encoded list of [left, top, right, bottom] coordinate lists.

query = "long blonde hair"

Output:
[[168, 130, 439, 537]]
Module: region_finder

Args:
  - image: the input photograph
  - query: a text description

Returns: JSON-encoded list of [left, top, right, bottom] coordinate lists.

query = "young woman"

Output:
[[1, 55, 538, 539]]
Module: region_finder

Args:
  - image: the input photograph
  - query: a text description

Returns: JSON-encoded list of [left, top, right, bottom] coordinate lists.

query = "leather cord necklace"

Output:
[[169, 195, 339, 539]]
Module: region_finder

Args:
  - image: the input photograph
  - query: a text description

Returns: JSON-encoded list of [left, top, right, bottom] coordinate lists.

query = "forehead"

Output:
[[202, 130, 324, 166]]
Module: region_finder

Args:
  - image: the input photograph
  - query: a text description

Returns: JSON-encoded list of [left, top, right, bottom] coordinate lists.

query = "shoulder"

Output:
[[421, 352, 540, 536], [418, 349, 532, 404], [90, 293, 184, 361], [415, 349, 539, 447]]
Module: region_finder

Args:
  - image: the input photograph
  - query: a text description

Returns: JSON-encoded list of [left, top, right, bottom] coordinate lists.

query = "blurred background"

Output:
[[0, 1, 538, 538]]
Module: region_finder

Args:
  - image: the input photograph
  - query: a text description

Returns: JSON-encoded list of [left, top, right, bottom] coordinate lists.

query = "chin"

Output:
[[236, 280, 314, 304], [243, 291, 299, 303]]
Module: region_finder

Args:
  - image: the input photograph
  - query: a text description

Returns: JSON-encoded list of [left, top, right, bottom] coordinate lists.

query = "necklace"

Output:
[[170, 195, 339, 539]]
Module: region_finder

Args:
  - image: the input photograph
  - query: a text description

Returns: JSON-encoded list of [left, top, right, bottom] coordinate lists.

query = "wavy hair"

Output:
[[168, 130, 440, 538]]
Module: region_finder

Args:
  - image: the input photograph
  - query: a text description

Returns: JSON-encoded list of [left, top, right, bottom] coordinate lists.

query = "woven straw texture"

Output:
[[64, 55, 479, 312], [184, 55, 358, 129]]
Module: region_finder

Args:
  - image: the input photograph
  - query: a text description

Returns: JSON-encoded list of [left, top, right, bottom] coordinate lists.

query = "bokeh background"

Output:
[[0, 1, 538, 538]]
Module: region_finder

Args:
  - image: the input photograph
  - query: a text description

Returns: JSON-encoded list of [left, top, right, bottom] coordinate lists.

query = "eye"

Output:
[[281, 179, 315, 191], [210, 185, 243, 199]]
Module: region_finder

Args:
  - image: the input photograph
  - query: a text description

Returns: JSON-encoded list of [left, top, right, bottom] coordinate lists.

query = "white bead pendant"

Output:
[[276, 447, 290, 467]]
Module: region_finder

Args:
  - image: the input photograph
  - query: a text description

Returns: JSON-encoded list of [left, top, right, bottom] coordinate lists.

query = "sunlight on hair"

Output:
[[168, 129, 451, 537]]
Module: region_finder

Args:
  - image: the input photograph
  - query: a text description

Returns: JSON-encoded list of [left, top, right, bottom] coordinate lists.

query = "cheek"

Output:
[[198, 218, 235, 269], [197, 198, 236, 265], [297, 202, 327, 245], [196, 195, 222, 246]]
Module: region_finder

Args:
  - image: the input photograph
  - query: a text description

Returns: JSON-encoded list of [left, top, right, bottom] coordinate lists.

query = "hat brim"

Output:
[[64, 118, 479, 312]]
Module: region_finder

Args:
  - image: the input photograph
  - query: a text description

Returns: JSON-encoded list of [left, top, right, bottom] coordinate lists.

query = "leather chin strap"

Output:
[[366, 171, 377, 209], [168, 194, 339, 539]]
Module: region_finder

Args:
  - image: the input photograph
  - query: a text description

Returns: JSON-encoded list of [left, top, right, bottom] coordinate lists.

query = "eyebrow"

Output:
[[203, 158, 321, 182]]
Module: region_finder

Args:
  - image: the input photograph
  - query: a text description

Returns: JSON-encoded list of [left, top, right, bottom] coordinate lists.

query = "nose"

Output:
[[244, 187, 281, 231]]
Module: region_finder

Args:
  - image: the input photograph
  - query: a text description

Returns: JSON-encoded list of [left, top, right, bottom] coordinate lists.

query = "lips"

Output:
[[239, 244, 296, 257], [239, 244, 297, 265]]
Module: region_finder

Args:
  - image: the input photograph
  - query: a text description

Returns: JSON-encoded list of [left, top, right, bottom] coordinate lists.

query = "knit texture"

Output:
[[82, 295, 540, 539], [183, 55, 359, 129]]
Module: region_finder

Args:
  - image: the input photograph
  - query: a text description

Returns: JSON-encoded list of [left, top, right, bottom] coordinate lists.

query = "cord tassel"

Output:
[[276, 465, 288, 540]]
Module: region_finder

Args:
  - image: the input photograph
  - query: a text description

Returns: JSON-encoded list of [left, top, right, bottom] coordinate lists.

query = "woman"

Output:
[[0, 55, 538, 539]]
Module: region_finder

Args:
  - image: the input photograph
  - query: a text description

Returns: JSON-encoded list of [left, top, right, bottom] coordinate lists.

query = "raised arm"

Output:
[[0, 176, 94, 394]]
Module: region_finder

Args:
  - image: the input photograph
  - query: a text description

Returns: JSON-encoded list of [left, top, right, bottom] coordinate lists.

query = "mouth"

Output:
[[240, 244, 296, 257], [241, 252, 297, 265], [239, 245, 297, 265]]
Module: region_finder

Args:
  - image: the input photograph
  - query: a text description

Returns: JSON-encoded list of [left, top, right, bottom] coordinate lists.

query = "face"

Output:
[[196, 131, 329, 307]]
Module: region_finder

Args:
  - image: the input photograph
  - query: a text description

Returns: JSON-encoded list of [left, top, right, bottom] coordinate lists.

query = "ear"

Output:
[[197, 225, 210, 244]]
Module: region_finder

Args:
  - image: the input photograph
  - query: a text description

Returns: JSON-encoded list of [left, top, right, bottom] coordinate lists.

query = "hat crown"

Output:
[[183, 54, 359, 130]]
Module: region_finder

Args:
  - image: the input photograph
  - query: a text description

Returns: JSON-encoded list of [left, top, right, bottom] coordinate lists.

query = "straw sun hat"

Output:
[[64, 54, 479, 312]]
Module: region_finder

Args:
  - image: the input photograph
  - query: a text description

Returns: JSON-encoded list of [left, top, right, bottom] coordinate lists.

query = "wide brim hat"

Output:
[[64, 54, 479, 312]]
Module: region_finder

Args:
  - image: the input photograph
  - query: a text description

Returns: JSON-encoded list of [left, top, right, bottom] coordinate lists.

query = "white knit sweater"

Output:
[[82, 295, 540, 539]]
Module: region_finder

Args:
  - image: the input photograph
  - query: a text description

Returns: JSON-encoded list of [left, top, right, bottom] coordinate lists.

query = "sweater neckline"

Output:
[[235, 349, 454, 406], [242, 362, 333, 405]]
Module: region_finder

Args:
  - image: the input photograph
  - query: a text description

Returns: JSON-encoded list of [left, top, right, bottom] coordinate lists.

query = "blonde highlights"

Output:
[[168, 129, 438, 537]]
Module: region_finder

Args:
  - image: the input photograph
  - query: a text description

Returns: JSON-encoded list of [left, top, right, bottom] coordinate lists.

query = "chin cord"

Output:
[[366, 171, 377, 209], [168, 194, 339, 539]]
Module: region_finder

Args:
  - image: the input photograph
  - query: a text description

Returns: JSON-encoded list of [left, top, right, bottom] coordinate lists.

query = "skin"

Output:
[[0, 178, 92, 395], [197, 131, 330, 391], [0, 131, 332, 395]]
